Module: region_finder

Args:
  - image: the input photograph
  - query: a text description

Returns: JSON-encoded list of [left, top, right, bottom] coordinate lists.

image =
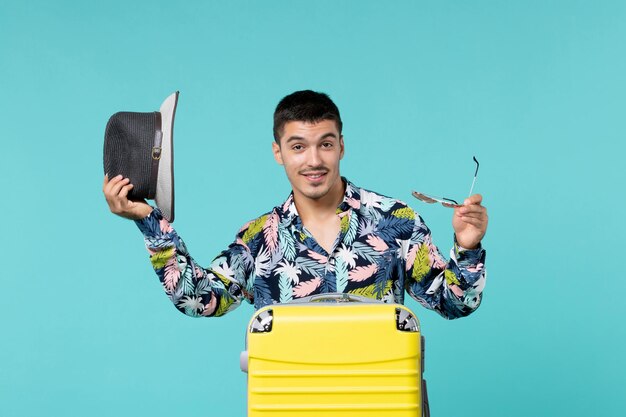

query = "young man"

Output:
[[103, 90, 488, 319]]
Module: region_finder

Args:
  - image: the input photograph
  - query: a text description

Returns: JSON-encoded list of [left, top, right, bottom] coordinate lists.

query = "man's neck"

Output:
[[293, 179, 346, 223]]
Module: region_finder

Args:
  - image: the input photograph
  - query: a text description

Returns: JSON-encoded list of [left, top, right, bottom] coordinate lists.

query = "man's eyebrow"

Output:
[[285, 133, 338, 143], [285, 135, 305, 143]]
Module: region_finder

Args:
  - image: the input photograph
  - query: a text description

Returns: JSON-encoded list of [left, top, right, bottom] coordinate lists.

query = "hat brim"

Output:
[[155, 91, 179, 222]]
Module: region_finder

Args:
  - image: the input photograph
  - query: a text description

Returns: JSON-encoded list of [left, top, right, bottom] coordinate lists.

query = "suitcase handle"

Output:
[[290, 292, 381, 304]]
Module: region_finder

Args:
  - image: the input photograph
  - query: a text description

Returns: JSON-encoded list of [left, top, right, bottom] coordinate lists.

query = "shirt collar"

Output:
[[278, 177, 361, 225]]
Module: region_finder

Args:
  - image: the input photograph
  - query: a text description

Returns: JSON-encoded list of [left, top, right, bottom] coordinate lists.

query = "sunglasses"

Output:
[[412, 157, 479, 208]]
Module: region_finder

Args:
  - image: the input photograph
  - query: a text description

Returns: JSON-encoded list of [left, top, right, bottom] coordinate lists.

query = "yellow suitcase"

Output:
[[240, 293, 429, 417]]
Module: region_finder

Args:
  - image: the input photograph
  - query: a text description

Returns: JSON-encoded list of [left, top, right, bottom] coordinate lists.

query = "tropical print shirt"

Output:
[[135, 179, 486, 319]]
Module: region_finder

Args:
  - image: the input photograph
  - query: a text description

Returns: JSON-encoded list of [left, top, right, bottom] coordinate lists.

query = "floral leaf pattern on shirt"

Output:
[[135, 179, 486, 319]]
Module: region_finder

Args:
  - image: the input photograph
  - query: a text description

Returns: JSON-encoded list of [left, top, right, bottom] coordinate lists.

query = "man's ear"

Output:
[[272, 141, 284, 165], [339, 135, 345, 160]]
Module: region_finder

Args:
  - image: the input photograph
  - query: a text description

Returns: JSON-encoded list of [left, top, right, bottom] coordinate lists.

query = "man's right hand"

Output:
[[103, 175, 153, 220]]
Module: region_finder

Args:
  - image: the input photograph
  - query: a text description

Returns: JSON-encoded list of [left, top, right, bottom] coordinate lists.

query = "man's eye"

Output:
[[292, 144, 304, 151], [322, 142, 333, 148]]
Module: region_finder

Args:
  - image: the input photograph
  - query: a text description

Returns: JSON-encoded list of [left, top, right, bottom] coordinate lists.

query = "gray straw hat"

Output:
[[104, 91, 179, 222]]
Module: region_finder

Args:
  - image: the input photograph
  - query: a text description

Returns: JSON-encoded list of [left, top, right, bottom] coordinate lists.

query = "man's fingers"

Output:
[[118, 183, 134, 200], [463, 193, 483, 206], [459, 216, 485, 228], [103, 174, 123, 194], [109, 177, 130, 197], [459, 204, 487, 216], [103, 174, 113, 192], [458, 212, 485, 220], [102, 174, 152, 220]]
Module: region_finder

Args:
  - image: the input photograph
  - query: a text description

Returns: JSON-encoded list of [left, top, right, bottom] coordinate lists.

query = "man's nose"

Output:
[[307, 147, 322, 166]]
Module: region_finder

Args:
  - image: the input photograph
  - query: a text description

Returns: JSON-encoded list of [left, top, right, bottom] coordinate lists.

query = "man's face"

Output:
[[273, 119, 345, 202]]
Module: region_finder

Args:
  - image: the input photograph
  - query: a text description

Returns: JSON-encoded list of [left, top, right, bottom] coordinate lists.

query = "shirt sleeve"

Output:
[[134, 207, 255, 317], [404, 212, 486, 319]]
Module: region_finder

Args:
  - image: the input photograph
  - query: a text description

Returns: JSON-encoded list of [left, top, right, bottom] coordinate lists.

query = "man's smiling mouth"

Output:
[[301, 171, 328, 181]]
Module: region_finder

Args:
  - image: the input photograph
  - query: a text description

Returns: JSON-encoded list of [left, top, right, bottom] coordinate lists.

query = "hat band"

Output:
[[149, 112, 162, 199]]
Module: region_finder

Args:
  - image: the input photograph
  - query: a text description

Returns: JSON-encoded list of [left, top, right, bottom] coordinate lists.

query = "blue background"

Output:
[[1, 1, 624, 416]]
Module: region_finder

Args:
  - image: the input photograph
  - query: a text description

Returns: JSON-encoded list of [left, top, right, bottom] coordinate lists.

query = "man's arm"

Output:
[[103, 175, 253, 317], [405, 196, 487, 319], [135, 208, 253, 316]]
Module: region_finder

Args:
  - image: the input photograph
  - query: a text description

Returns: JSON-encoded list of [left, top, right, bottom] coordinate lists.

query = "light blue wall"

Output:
[[1, 1, 624, 416]]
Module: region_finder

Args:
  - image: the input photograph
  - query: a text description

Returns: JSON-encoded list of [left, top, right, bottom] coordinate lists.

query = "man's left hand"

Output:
[[453, 194, 488, 249]]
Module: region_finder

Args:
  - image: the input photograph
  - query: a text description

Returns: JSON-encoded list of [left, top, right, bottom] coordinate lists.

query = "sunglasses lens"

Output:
[[412, 191, 438, 204]]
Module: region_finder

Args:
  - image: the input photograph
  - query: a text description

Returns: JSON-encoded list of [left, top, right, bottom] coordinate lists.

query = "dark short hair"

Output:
[[273, 90, 342, 143]]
